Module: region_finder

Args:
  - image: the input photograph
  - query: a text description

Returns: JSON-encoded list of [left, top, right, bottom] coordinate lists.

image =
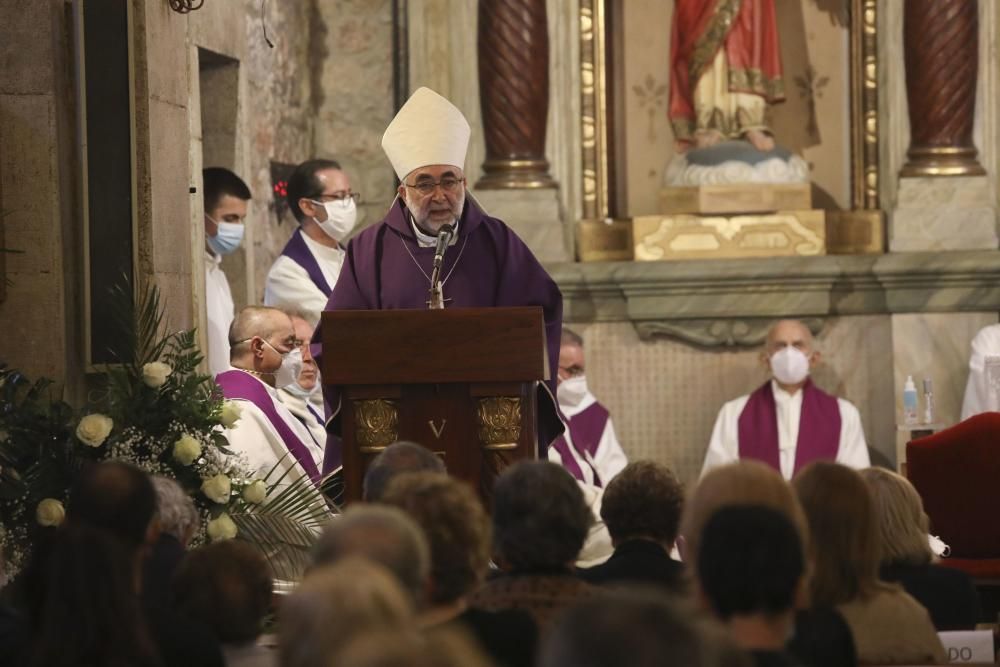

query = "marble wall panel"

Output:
[[569, 315, 895, 483]]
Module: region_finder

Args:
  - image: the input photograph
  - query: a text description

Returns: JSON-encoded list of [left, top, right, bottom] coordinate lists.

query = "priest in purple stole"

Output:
[[701, 319, 870, 480], [315, 88, 564, 474], [549, 328, 628, 488], [215, 306, 326, 490]]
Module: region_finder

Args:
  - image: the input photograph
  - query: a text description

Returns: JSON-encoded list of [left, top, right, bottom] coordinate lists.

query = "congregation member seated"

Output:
[[860, 467, 981, 630], [336, 628, 494, 667], [698, 505, 807, 667], [681, 461, 856, 667], [550, 327, 628, 488], [143, 475, 199, 609], [540, 590, 750, 667], [279, 558, 415, 667], [470, 461, 596, 633], [173, 540, 276, 667], [311, 504, 430, 608], [578, 460, 686, 593], [65, 461, 224, 666], [22, 524, 161, 667], [361, 440, 446, 502], [793, 462, 946, 665], [382, 472, 539, 667], [702, 319, 869, 480]]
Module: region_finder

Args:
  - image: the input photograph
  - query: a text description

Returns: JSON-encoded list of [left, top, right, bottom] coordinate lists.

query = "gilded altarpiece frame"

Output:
[[578, 0, 882, 256]]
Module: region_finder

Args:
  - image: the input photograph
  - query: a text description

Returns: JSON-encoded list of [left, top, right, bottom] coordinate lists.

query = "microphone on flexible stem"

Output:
[[428, 224, 455, 310]]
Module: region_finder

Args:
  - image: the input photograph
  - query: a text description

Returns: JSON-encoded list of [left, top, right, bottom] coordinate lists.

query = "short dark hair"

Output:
[[173, 540, 273, 643], [287, 158, 343, 223], [601, 461, 684, 544], [363, 441, 446, 502], [697, 505, 804, 620], [203, 167, 251, 213], [541, 591, 706, 667], [66, 461, 156, 550], [492, 461, 591, 570]]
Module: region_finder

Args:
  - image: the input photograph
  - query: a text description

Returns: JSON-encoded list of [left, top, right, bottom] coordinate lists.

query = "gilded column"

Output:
[[901, 0, 984, 176], [477, 0, 555, 188]]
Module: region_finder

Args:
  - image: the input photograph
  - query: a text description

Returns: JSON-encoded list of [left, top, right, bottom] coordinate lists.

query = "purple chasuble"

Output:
[[216, 370, 322, 483], [553, 402, 610, 486], [279, 229, 333, 296], [313, 198, 564, 473], [737, 379, 841, 475]]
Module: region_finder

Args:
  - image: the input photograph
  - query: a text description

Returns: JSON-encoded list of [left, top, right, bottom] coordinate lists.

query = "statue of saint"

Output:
[[669, 0, 785, 153]]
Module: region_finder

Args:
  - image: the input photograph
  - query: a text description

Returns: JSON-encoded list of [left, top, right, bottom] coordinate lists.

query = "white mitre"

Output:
[[381, 87, 471, 180]]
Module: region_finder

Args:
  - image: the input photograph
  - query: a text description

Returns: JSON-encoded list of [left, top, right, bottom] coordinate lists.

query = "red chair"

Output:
[[906, 412, 1000, 583]]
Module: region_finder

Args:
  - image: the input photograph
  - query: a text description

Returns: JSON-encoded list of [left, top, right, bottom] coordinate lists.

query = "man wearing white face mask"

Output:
[[276, 310, 329, 454], [701, 319, 870, 480], [549, 328, 628, 488], [215, 306, 325, 488], [264, 159, 359, 327], [203, 167, 252, 378]]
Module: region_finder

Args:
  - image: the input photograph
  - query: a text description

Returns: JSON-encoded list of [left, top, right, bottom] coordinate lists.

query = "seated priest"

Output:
[[549, 327, 627, 488], [316, 87, 564, 473], [960, 321, 1000, 419], [701, 319, 870, 480], [216, 306, 324, 488], [277, 309, 329, 453]]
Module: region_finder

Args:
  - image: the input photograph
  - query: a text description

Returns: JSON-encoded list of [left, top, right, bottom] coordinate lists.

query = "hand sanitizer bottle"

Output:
[[923, 377, 934, 424], [903, 375, 918, 425]]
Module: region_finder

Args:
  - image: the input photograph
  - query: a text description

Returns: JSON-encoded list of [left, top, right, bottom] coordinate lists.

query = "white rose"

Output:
[[220, 401, 242, 428], [36, 498, 65, 527], [206, 513, 238, 541], [76, 413, 113, 447], [172, 434, 202, 466], [201, 474, 232, 504], [242, 480, 267, 505], [141, 361, 172, 388]]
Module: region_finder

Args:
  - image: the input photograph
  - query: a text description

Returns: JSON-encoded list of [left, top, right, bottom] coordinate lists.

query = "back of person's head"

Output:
[[859, 467, 933, 567], [203, 166, 251, 212], [362, 441, 445, 501], [173, 539, 273, 644], [26, 524, 157, 667], [337, 628, 494, 667], [793, 462, 882, 606], [697, 505, 804, 621], [311, 504, 430, 607], [601, 460, 683, 546], [492, 460, 591, 570], [681, 461, 807, 573], [287, 158, 343, 223], [66, 461, 157, 551], [381, 472, 490, 606], [541, 590, 746, 667], [561, 327, 583, 348], [151, 475, 199, 545], [279, 557, 414, 667]]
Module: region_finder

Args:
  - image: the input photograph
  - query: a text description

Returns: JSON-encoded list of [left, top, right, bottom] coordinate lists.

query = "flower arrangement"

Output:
[[0, 283, 329, 580]]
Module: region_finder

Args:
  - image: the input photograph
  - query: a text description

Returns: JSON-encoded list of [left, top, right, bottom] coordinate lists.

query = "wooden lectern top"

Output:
[[321, 306, 547, 386]]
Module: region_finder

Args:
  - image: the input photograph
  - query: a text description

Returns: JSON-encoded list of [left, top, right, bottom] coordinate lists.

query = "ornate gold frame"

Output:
[[579, 0, 882, 229]]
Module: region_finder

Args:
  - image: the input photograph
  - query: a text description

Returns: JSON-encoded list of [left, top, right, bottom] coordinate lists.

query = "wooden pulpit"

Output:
[[321, 307, 547, 504]]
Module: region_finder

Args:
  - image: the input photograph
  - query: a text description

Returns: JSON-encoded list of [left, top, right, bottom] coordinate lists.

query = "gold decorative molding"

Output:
[[850, 0, 880, 210], [578, 0, 609, 222], [354, 399, 398, 450], [475, 397, 522, 450]]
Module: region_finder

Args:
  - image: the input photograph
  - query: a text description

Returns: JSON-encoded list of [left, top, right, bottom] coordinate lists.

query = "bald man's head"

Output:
[[764, 320, 815, 356], [228, 307, 298, 382]]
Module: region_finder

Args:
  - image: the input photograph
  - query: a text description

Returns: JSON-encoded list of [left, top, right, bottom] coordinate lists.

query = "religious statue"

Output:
[[664, 0, 807, 188]]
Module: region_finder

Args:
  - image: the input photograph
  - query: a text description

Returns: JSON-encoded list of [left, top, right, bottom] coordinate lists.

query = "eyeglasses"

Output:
[[404, 177, 465, 196], [559, 365, 585, 378], [311, 191, 362, 208], [233, 335, 303, 352]]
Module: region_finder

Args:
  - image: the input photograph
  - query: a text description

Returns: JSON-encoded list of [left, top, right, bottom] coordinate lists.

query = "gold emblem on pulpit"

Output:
[[354, 399, 398, 452], [475, 397, 522, 450]]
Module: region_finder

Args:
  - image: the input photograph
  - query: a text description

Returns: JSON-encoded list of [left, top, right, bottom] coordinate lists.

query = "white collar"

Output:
[[205, 249, 222, 267], [770, 379, 804, 401], [409, 215, 460, 248], [301, 228, 346, 259]]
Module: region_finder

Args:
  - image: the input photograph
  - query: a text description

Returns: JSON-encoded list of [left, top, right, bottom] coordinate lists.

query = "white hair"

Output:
[[152, 476, 200, 543]]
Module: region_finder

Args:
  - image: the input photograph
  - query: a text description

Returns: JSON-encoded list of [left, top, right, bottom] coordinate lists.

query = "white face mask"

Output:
[[284, 379, 320, 399], [264, 342, 303, 389], [769, 347, 811, 386], [314, 198, 357, 242], [557, 375, 588, 408]]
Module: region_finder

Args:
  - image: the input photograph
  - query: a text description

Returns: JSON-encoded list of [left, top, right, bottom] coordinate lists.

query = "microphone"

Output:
[[433, 224, 455, 268], [428, 224, 455, 310]]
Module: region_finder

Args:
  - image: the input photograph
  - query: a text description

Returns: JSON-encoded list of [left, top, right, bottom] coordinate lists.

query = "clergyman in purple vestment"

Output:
[[314, 87, 564, 474]]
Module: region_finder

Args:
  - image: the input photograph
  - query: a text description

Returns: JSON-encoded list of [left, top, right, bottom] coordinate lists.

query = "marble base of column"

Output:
[[901, 146, 986, 177]]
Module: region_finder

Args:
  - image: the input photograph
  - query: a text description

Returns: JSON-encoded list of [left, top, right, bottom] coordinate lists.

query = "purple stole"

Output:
[[737, 380, 841, 476], [552, 402, 610, 486], [280, 229, 333, 296], [216, 370, 322, 483]]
